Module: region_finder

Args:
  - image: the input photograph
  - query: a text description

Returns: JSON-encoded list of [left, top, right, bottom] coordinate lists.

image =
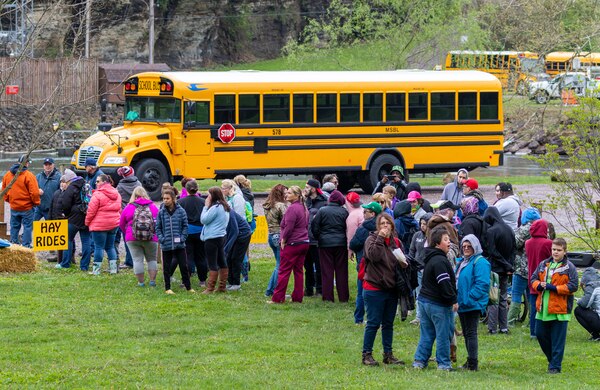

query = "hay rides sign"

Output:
[[33, 220, 68, 251]]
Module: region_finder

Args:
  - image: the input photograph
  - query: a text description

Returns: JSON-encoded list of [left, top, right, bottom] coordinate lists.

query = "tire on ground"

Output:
[[134, 158, 170, 201], [364, 154, 401, 194]]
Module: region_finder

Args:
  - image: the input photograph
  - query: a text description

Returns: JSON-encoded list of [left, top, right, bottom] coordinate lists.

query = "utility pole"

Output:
[[85, 0, 92, 58], [149, 0, 154, 64]]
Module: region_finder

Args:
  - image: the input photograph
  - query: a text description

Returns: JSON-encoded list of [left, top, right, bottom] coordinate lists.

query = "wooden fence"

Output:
[[0, 58, 98, 107]]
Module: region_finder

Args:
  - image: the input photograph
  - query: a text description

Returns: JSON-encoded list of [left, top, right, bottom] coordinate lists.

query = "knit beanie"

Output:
[[117, 166, 135, 178], [328, 190, 345, 206]]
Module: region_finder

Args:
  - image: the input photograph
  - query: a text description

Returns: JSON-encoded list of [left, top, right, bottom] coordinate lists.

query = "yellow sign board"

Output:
[[250, 215, 268, 244], [33, 220, 68, 251]]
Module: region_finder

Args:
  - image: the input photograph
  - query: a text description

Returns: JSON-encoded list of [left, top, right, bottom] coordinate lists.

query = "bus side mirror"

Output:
[[97, 122, 112, 132]]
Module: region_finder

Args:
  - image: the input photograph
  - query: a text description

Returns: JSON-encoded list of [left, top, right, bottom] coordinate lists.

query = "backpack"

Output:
[[478, 198, 489, 216], [132, 204, 155, 241], [77, 182, 92, 214], [244, 201, 253, 223]]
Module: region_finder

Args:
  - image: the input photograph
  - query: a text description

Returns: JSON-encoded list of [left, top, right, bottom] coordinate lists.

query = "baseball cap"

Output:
[[438, 200, 460, 211], [498, 182, 513, 192], [84, 157, 97, 167], [407, 191, 422, 202], [306, 178, 321, 189], [464, 178, 478, 190], [346, 191, 361, 205], [362, 201, 383, 215], [18, 154, 32, 164], [43, 157, 55, 164]]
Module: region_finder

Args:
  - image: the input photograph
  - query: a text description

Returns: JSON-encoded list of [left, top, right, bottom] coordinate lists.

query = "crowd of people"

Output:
[[3, 156, 600, 374]]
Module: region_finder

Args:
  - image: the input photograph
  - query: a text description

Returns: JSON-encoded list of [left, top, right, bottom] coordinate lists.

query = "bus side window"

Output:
[[317, 93, 337, 123], [184, 101, 210, 127], [340, 93, 360, 122], [293, 94, 314, 123], [386, 93, 405, 121], [408, 93, 428, 120], [363, 93, 382, 122], [480, 92, 499, 120], [263, 94, 290, 123], [239, 94, 260, 124], [215, 94, 235, 124], [458, 92, 477, 120], [431, 92, 455, 121]]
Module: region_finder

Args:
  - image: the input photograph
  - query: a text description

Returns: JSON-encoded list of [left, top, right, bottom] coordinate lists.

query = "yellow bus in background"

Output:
[[71, 70, 504, 199], [445, 51, 540, 94], [544, 52, 600, 76]]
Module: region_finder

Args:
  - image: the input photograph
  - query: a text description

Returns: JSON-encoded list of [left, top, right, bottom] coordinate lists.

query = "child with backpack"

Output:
[[119, 186, 160, 287]]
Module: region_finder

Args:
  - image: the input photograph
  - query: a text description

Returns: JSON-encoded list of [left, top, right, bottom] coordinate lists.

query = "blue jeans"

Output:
[[62, 224, 91, 270], [529, 292, 539, 337], [34, 207, 49, 221], [535, 319, 568, 371], [10, 208, 34, 248], [414, 298, 454, 369], [92, 228, 118, 264], [265, 233, 281, 296], [362, 289, 398, 353], [354, 279, 365, 323], [115, 227, 133, 267], [511, 274, 528, 304], [415, 270, 423, 321]]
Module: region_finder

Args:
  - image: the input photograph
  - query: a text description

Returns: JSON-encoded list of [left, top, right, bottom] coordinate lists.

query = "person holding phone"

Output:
[[372, 165, 408, 200]]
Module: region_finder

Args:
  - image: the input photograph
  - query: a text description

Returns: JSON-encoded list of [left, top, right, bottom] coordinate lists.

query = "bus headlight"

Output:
[[70, 153, 77, 164], [103, 156, 128, 165]]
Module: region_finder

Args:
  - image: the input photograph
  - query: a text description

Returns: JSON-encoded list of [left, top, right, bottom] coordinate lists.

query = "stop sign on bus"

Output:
[[218, 123, 236, 143]]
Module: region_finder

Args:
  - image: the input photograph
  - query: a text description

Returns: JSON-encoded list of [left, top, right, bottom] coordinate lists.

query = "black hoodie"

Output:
[[483, 207, 516, 274], [418, 247, 457, 306]]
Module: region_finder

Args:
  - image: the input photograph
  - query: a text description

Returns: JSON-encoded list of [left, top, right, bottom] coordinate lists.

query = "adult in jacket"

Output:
[[85, 174, 122, 275], [58, 169, 91, 270], [360, 213, 406, 366], [458, 197, 486, 244], [349, 201, 382, 324], [157, 189, 193, 294], [177, 179, 206, 286], [440, 168, 468, 206], [35, 157, 61, 221], [455, 234, 491, 371], [270, 186, 309, 304], [224, 210, 252, 291], [263, 184, 288, 297], [530, 238, 578, 374], [413, 226, 458, 371], [119, 186, 159, 287], [525, 218, 553, 338], [483, 206, 516, 334], [200, 187, 230, 294], [574, 267, 600, 341], [304, 179, 328, 296], [312, 190, 349, 302]]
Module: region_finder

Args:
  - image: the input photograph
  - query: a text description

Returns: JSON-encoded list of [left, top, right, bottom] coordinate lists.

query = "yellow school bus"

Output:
[[544, 52, 600, 76], [71, 70, 504, 199], [445, 51, 540, 94]]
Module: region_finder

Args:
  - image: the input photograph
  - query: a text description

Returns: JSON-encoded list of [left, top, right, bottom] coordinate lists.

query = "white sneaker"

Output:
[[409, 318, 420, 325], [227, 285, 241, 291]]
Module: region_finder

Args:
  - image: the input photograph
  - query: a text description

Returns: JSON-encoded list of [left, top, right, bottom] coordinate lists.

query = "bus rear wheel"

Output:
[[364, 154, 401, 193], [134, 158, 170, 201]]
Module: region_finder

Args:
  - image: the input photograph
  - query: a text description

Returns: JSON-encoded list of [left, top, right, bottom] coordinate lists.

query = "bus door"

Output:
[[183, 100, 212, 177]]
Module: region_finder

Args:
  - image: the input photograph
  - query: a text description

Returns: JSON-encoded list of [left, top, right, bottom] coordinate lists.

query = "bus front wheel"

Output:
[[134, 158, 170, 201], [364, 154, 401, 193]]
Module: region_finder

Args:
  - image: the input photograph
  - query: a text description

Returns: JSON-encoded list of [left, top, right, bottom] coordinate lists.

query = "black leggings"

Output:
[[227, 234, 252, 285], [204, 236, 227, 271], [163, 248, 191, 290], [186, 233, 207, 282], [575, 306, 600, 336], [459, 310, 481, 360]]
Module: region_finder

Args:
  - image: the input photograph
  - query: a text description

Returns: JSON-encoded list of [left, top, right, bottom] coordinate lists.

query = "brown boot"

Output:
[[362, 352, 379, 366], [450, 344, 457, 363], [382, 351, 405, 365], [216, 268, 229, 292], [202, 271, 218, 294]]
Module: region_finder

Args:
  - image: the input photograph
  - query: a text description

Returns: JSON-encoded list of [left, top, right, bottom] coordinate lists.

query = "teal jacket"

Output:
[[455, 234, 491, 314]]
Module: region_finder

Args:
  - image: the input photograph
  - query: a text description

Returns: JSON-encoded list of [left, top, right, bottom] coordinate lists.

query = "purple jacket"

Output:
[[280, 200, 309, 245], [119, 198, 159, 242]]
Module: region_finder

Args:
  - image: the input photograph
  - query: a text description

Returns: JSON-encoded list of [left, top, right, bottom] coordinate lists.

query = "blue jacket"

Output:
[[455, 253, 491, 314], [224, 211, 252, 255], [349, 217, 377, 261], [36, 168, 61, 212], [200, 203, 229, 241], [156, 204, 188, 251], [85, 168, 104, 190]]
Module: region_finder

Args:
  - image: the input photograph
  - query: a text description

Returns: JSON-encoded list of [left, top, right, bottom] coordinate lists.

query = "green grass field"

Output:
[[1, 246, 598, 388]]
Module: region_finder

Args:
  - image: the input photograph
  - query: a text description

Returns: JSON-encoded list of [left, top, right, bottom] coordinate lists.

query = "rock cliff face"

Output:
[[35, 0, 325, 69]]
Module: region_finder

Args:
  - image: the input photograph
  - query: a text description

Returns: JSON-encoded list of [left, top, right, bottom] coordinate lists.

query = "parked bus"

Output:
[[71, 70, 504, 199], [545, 51, 600, 76], [444, 50, 540, 94]]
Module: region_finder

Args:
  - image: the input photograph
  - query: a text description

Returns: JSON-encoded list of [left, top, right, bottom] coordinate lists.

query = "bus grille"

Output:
[[78, 146, 103, 167]]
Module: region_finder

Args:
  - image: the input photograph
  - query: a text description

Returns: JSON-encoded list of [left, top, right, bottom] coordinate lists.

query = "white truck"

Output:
[[528, 72, 598, 104]]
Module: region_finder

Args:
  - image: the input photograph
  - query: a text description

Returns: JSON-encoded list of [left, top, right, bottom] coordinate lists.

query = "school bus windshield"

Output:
[[124, 97, 181, 123]]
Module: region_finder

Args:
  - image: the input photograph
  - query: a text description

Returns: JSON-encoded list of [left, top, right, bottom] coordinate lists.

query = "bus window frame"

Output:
[[384, 91, 406, 123], [292, 92, 315, 124], [183, 100, 211, 129], [263, 92, 291, 124], [316, 92, 338, 123], [339, 91, 361, 123], [362, 91, 383, 123], [430, 91, 456, 121], [479, 90, 500, 121], [457, 91, 477, 121], [407, 92, 429, 121], [214, 93, 236, 125], [238, 93, 261, 124]]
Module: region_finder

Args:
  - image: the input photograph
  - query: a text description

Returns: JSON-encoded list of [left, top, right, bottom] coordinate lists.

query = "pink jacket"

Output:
[[346, 204, 365, 248], [119, 198, 159, 242], [85, 182, 122, 231]]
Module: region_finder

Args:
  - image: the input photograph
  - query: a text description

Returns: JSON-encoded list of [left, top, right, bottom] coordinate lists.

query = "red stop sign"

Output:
[[218, 123, 236, 143]]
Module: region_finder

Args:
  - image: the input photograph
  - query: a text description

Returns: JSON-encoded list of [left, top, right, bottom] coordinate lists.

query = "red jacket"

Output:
[[85, 182, 121, 231], [2, 165, 40, 211], [525, 219, 552, 294]]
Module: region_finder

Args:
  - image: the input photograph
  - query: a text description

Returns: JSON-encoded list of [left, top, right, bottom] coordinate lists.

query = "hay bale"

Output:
[[0, 245, 37, 273]]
